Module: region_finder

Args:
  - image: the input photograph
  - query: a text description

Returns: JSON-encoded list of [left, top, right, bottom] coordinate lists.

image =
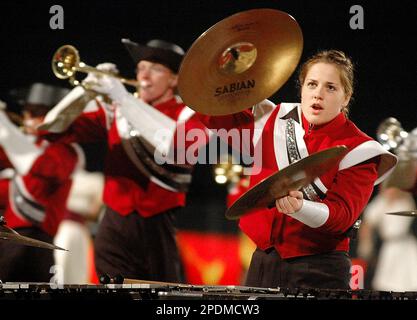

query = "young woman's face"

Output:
[[301, 62, 350, 125], [136, 60, 178, 106]]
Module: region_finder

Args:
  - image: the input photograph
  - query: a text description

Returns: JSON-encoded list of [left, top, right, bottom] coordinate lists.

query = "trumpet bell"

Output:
[[51, 44, 139, 88], [52, 45, 81, 79]]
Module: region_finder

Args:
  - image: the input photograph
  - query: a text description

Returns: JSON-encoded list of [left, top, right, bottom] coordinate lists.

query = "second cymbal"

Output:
[[385, 211, 417, 217], [178, 8, 303, 116], [0, 223, 66, 251], [226, 146, 349, 220]]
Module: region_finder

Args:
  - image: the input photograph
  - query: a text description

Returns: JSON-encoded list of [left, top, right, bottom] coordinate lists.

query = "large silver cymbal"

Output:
[[226, 146, 349, 220]]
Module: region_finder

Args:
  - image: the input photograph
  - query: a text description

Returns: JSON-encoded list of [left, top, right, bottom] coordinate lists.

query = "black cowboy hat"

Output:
[[7, 83, 69, 116], [121, 38, 185, 73], [9, 83, 69, 107]]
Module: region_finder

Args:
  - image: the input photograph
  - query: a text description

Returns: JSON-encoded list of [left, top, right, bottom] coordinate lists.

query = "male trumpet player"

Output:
[[41, 39, 210, 282]]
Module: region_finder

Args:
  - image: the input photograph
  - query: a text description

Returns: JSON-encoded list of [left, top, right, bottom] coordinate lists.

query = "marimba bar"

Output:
[[1, 282, 417, 300]]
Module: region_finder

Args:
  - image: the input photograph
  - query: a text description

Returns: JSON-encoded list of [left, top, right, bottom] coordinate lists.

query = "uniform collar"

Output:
[[153, 97, 178, 110], [301, 111, 346, 134], [152, 96, 185, 119]]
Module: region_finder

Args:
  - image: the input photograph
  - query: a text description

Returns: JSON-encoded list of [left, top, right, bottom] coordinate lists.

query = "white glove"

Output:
[[82, 62, 128, 103], [96, 62, 119, 74], [86, 74, 129, 104], [83, 62, 119, 84]]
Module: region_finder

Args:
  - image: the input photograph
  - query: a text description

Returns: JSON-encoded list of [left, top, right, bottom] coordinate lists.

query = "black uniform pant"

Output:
[[0, 227, 54, 283], [94, 206, 183, 283], [245, 247, 351, 289]]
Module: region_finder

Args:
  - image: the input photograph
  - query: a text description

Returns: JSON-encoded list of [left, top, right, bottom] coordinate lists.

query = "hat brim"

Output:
[[122, 40, 182, 73]]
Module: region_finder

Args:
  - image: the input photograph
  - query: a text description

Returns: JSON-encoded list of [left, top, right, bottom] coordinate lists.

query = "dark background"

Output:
[[0, 0, 416, 233]]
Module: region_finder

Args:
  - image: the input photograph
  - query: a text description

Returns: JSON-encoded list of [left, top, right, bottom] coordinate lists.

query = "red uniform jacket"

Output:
[[201, 103, 397, 258], [45, 97, 209, 217], [0, 143, 83, 236]]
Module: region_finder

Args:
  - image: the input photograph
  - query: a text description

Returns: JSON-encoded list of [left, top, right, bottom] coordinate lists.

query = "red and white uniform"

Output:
[[201, 102, 397, 259], [0, 143, 84, 236], [0, 150, 13, 210], [45, 96, 209, 218], [0, 175, 11, 213]]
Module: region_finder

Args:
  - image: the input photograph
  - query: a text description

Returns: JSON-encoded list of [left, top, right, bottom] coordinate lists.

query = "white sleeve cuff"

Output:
[[38, 86, 94, 133], [289, 199, 329, 228], [0, 110, 42, 175]]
